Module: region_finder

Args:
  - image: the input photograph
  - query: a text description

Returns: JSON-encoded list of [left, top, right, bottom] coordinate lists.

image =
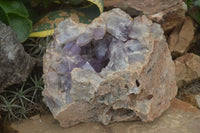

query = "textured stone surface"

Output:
[[0, 22, 35, 92], [175, 53, 200, 88], [177, 80, 200, 109], [104, 0, 187, 31], [43, 8, 177, 127], [168, 16, 195, 57], [11, 99, 200, 133]]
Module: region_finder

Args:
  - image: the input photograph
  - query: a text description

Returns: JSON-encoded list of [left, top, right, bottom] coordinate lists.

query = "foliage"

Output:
[[0, 0, 85, 42], [0, 0, 102, 42], [186, 0, 195, 7], [0, 0, 32, 42], [0, 74, 45, 122], [68, 0, 85, 5], [28, 0, 59, 8], [187, 0, 200, 24], [31, 0, 85, 7], [24, 36, 52, 58]]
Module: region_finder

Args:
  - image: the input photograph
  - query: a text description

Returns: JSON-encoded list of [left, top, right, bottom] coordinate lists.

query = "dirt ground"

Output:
[[8, 99, 200, 133]]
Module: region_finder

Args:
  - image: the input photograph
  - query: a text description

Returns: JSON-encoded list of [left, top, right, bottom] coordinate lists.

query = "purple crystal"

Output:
[[88, 59, 102, 72], [56, 63, 68, 75], [89, 17, 106, 40], [76, 31, 93, 47], [93, 34, 112, 61], [81, 62, 95, 71], [107, 41, 127, 70], [93, 27, 105, 40], [102, 9, 132, 42], [124, 40, 144, 52], [63, 42, 81, 56]]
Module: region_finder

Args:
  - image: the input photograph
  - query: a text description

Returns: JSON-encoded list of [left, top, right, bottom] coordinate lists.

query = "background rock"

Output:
[[43, 8, 177, 127], [168, 16, 195, 57], [177, 80, 200, 109], [175, 53, 200, 88], [188, 34, 200, 56], [0, 22, 35, 92], [104, 0, 187, 31], [11, 99, 200, 133]]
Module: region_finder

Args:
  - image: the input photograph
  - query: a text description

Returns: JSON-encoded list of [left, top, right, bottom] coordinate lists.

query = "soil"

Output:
[[6, 99, 200, 133]]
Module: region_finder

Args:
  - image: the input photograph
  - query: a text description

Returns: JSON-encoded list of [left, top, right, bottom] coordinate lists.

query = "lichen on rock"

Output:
[[43, 8, 177, 127]]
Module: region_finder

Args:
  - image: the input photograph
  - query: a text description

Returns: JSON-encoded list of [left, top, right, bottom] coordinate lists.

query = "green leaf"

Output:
[[30, 4, 100, 37], [0, 6, 9, 25], [69, 0, 84, 5], [42, 0, 53, 8], [0, 0, 28, 17], [191, 13, 200, 25], [8, 13, 32, 42]]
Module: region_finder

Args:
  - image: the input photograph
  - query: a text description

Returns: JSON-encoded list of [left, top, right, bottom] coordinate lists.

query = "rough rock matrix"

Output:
[[104, 0, 187, 31], [43, 8, 177, 127], [175, 53, 200, 88], [0, 22, 35, 92], [168, 16, 195, 57], [177, 80, 200, 109]]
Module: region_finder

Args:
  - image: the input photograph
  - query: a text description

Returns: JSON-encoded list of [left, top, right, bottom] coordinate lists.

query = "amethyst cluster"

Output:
[[44, 8, 149, 94], [43, 8, 177, 127]]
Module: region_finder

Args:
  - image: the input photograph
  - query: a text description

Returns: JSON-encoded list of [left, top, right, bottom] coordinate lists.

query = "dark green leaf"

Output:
[[191, 12, 200, 25], [8, 13, 32, 42], [0, 0, 28, 17], [69, 0, 84, 5], [42, 0, 52, 8], [0, 6, 9, 25]]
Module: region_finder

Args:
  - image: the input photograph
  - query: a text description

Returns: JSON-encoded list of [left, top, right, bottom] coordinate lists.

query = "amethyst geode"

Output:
[[43, 8, 177, 127]]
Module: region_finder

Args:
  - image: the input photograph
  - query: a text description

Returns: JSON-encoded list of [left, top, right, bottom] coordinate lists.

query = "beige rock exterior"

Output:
[[177, 80, 200, 109], [168, 16, 195, 57], [175, 53, 200, 88]]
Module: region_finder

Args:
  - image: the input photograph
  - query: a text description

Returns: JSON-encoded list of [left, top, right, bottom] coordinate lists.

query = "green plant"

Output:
[[0, 74, 45, 122], [14, 103, 33, 120], [186, 0, 200, 24], [186, 0, 194, 7], [32, 0, 85, 7], [0, 95, 22, 122], [64, 0, 85, 5], [29, 0, 58, 8], [6, 83, 35, 105], [0, 0, 32, 42], [24, 36, 52, 57], [28, 74, 44, 102]]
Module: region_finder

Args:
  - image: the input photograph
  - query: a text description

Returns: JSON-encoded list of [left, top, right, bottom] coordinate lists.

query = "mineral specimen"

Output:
[[0, 22, 35, 92], [43, 8, 177, 127]]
